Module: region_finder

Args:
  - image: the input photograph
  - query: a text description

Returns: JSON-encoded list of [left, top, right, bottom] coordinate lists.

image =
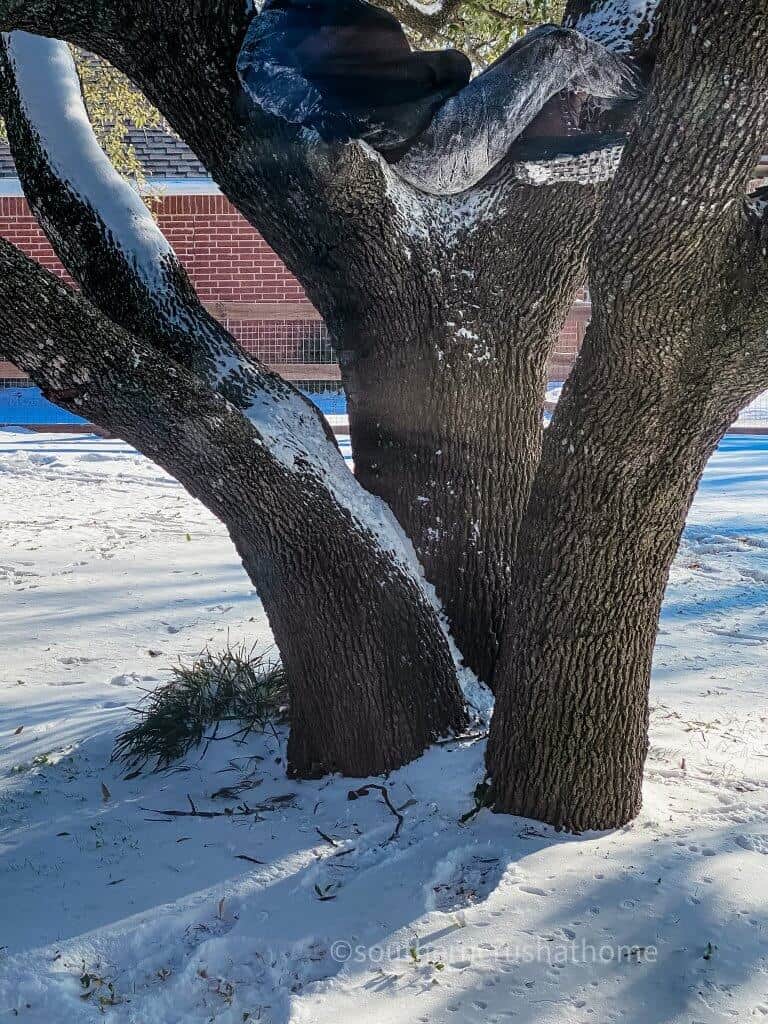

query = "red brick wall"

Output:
[[158, 195, 306, 305], [0, 192, 586, 380], [0, 195, 72, 285]]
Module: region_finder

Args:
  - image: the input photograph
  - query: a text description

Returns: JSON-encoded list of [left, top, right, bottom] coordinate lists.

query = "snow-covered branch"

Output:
[[507, 132, 626, 187], [1, 34, 337, 445], [0, 33, 472, 619], [379, 0, 465, 37], [564, 0, 660, 52], [393, 25, 637, 195], [0, 232, 470, 773]]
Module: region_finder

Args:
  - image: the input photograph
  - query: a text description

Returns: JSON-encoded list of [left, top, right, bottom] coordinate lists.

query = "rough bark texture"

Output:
[[340, 179, 602, 682], [0, 239, 469, 776], [488, 0, 768, 831], [8, 0, 768, 833], [0, 0, 626, 685], [0, 30, 472, 779]]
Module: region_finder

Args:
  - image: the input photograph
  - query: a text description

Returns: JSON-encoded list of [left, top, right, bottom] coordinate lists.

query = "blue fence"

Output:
[[0, 385, 348, 427], [0, 386, 88, 426], [303, 388, 346, 417]]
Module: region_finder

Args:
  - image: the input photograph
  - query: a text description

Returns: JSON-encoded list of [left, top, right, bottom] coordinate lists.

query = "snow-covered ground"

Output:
[[1, 428, 768, 1023]]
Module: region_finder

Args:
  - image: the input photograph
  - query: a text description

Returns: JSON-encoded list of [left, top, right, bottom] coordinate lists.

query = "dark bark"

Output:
[[0, 238, 468, 777], [0, 32, 470, 776], [488, 0, 768, 831], [0, 0, 638, 686], [340, 178, 602, 682], [17, 0, 765, 838]]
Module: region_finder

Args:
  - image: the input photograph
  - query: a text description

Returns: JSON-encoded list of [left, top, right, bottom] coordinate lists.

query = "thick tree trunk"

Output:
[[486, 364, 725, 830], [0, 1, 622, 685], [218, 472, 470, 779], [0, 240, 468, 780], [0, 33, 469, 779], [488, 0, 768, 831], [339, 182, 602, 682], [344, 337, 545, 685]]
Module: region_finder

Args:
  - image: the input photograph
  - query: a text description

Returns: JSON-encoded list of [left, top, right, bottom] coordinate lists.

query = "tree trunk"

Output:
[[0, 235, 468, 779], [14, 0, 768, 835], [486, 362, 724, 830], [337, 182, 603, 682], [0, 32, 470, 779], [488, 0, 768, 831], [218, 472, 470, 779], [0, 1, 617, 684]]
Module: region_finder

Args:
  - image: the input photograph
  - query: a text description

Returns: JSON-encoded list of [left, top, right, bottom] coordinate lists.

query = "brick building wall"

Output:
[[0, 192, 586, 383]]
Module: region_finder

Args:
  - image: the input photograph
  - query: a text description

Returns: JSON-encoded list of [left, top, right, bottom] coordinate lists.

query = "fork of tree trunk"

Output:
[[1, 0, 768, 830]]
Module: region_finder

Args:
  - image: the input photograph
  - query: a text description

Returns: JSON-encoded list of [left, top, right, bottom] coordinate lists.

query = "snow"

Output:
[[405, 0, 444, 14], [2, 428, 768, 1020], [4, 34, 174, 294], [746, 194, 768, 220], [392, 27, 636, 197], [513, 139, 625, 187], [567, 0, 660, 53]]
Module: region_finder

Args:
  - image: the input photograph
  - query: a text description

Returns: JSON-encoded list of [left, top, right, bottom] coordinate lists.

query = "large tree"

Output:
[[0, 0, 766, 831]]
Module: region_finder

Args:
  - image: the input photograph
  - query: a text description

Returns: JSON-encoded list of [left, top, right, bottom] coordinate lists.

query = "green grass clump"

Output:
[[112, 643, 287, 771]]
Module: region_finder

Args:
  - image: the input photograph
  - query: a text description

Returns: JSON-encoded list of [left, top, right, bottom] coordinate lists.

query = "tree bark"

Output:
[[488, 0, 768, 831], [0, 0, 637, 685], [339, 179, 602, 682], [19, 0, 768, 838], [486, 368, 728, 830], [0, 240, 469, 776], [0, 32, 470, 776]]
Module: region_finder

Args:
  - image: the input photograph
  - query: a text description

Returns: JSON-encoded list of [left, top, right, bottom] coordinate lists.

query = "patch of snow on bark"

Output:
[[746, 195, 768, 219], [567, 0, 660, 53], [4, 33, 173, 295], [393, 27, 636, 197], [358, 142, 498, 244], [406, 0, 444, 14], [514, 140, 624, 186]]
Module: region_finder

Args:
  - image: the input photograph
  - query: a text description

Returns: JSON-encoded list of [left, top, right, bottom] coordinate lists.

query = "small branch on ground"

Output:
[[348, 784, 405, 840]]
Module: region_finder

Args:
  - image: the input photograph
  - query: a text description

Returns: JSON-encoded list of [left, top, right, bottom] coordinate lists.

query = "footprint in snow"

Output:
[[183, 910, 236, 951], [736, 833, 768, 854], [426, 847, 507, 913], [110, 673, 159, 687]]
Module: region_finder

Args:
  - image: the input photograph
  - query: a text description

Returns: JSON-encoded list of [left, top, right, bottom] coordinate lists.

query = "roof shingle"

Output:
[[0, 125, 209, 179]]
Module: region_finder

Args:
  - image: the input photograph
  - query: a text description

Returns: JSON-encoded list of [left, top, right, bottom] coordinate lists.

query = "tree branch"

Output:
[[381, 0, 465, 38], [0, 31, 341, 446], [564, 0, 661, 52], [2, 31, 461, 616], [595, 0, 768, 306], [563, 0, 768, 433], [0, 235, 469, 773], [0, 1, 657, 343], [392, 25, 638, 194]]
